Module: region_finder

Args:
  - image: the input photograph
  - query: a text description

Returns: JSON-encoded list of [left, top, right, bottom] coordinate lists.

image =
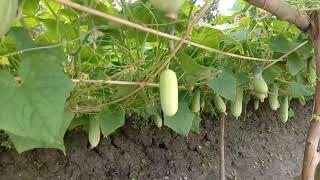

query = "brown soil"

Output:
[[0, 101, 311, 180]]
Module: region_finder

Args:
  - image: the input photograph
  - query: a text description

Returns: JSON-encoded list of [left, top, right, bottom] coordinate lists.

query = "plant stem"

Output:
[[73, 79, 160, 87], [219, 113, 226, 180]]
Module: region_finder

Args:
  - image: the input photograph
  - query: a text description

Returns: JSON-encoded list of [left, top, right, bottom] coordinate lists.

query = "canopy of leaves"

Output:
[[0, 0, 315, 152]]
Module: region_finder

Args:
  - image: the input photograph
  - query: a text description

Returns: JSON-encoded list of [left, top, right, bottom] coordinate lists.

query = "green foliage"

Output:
[[0, 0, 315, 151], [164, 102, 195, 136], [99, 108, 125, 137], [208, 69, 237, 101], [0, 29, 74, 153]]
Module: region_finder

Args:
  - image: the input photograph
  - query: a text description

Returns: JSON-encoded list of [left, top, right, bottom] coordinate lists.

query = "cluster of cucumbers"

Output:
[[158, 68, 290, 125]]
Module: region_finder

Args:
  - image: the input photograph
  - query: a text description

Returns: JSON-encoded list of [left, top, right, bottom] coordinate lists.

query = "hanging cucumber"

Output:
[[269, 83, 280, 111], [153, 114, 163, 128], [279, 96, 289, 123], [150, 0, 185, 16], [191, 90, 201, 113], [88, 118, 100, 149], [213, 94, 226, 114], [230, 87, 243, 119], [160, 69, 178, 116], [0, 0, 18, 37], [255, 92, 268, 102], [253, 69, 268, 95], [200, 95, 205, 110], [254, 100, 259, 110]]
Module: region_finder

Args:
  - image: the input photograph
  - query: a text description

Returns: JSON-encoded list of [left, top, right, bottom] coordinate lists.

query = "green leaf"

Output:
[[145, 104, 161, 117], [23, 0, 40, 17], [68, 115, 90, 130], [164, 102, 195, 136], [0, 49, 74, 153], [288, 81, 315, 98], [236, 73, 250, 86], [179, 53, 207, 74], [8, 109, 73, 153], [208, 69, 237, 101], [179, 53, 211, 85], [191, 115, 202, 133], [192, 27, 244, 53], [288, 53, 306, 75], [263, 64, 284, 83], [270, 33, 295, 53], [99, 108, 125, 137], [9, 28, 35, 49]]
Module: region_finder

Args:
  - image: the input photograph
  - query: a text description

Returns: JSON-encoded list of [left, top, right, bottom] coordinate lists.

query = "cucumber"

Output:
[[200, 101, 205, 109], [279, 96, 289, 123], [253, 73, 268, 94], [254, 100, 259, 110], [153, 114, 162, 128], [160, 69, 178, 116], [213, 94, 226, 114], [191, 90, 201, 113], [255, 92, 267, 102], [230, 87, 243, 119], [269, 83, 280, 111], [88, 118, 100, 149], [150, 0, 185, 14], [0, 0, 18, 37]]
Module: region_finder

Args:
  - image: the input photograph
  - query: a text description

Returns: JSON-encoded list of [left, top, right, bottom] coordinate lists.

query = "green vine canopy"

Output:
[[0, 0, 315, 152]]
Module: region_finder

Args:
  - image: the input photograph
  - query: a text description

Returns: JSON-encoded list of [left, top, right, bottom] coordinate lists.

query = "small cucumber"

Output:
[[269, 83, 280, 111], [160, 69, 179, 116], [153, 114, 163, 128], [0, 0, 18, 37], [254, 72, 268, 94], [230, 87, 243, 119], [279, 96, 289, 123], [255, 92, 267, 102], [213, 94, 226, 114], [191, 90, 201, 113], [150, 0, 185, 14], [88, 118, 100, 149], [254, 100, 259, 110]]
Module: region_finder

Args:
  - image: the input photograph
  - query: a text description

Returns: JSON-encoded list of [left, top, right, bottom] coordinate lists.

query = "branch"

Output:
[[73, 79, 159, 87], [245, 0, 310, 31], [302, 23, 320, 180]]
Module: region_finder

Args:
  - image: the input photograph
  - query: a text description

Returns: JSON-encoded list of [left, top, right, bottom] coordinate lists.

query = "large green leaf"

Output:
[[8, 109, 73, 153], [270, 33, 296, 53], [288, 53, 306, 75], [99, 108, 125, 137], [208, 69, 237, 101], [192, 26, 244, 53], [263, 64, 285, 83], [0, 49, 74, 153], [179, 53, 211, 85], [288, 81, 314, 98], [164, 102, 195, 136]]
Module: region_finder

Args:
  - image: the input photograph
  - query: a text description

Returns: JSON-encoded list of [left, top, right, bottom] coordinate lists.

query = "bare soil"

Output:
[[0, 101, 312, 180]]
